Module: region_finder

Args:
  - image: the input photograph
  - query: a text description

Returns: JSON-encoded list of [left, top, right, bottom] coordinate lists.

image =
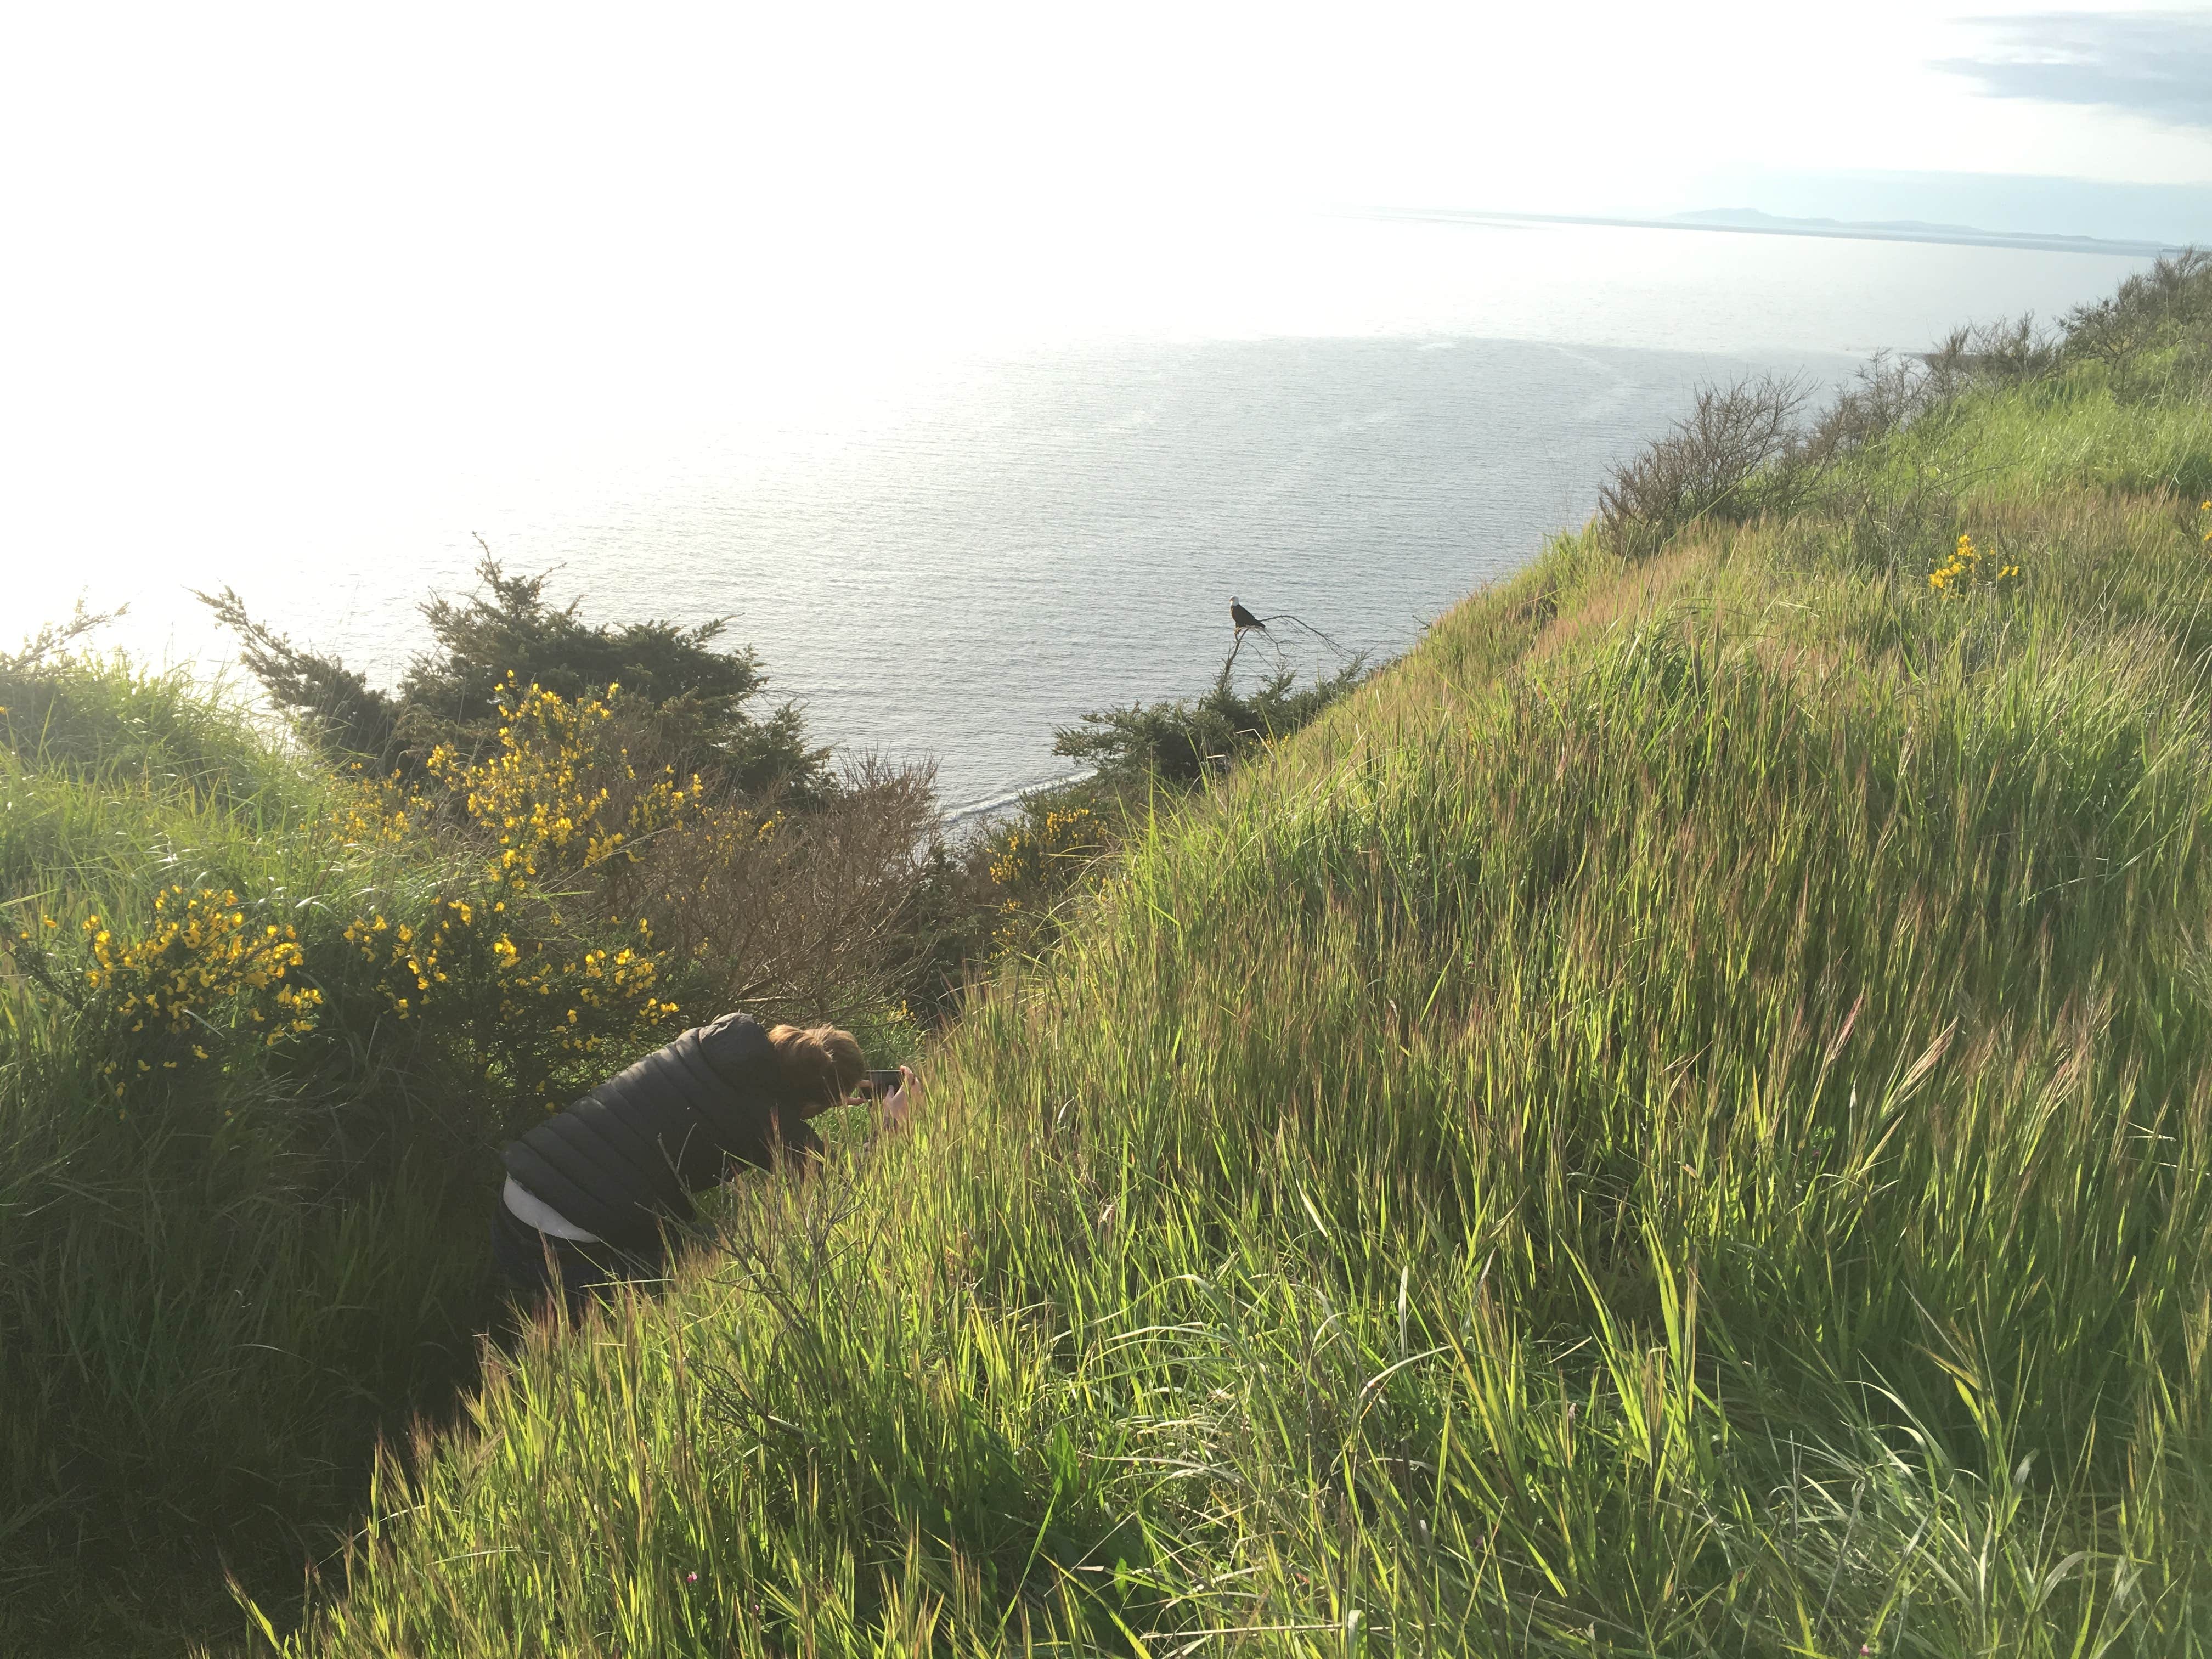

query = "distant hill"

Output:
[[1368, 202, 2186, 257], [1672, 206, 1984, 236]]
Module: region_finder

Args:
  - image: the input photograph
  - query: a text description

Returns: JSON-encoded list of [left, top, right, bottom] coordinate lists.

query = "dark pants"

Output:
[[490, 1200, 661, 1321]]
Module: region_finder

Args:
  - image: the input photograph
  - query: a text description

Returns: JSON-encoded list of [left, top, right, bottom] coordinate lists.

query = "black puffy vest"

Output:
[[500, 1012, 822, 1253]]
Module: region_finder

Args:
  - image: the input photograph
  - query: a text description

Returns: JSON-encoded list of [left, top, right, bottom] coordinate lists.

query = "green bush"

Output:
[[1051, 658, 1371, 788], [202, 554, 832, 800], [895, 657, 1374, 1012]]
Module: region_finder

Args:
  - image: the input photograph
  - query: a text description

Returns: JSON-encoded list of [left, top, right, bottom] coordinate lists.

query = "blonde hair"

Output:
[[765, 1023, 866, 1110]]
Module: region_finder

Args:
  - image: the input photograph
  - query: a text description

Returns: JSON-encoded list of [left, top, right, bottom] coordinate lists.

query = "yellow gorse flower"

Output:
[[328, 768, 436, 849], [342, 884, 675, 1063], [1928, 532, 2022, 595], [986, 805, 1104, 943], [65, 886, 320, 1099], [989, 805, 1099, 889], [419, 676, 704, 899], [328, 676, 691, 1098]]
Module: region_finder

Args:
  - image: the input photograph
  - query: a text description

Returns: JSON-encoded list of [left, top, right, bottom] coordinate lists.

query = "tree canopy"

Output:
[[202, 555, 830, 801]]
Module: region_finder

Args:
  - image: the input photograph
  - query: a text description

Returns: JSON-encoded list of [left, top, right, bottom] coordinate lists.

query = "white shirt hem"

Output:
[[502, 1175, 603, 1243]]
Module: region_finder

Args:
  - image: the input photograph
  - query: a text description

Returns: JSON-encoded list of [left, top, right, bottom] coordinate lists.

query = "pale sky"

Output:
[[7, 3, 2209, 230], [3, 4, 2208, 368], [3, 6, 2209, 496]]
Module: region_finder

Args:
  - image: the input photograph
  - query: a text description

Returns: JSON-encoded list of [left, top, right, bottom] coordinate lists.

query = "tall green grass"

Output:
[[267, 361, 2212, 1654], [0, 647, 929, 1655], [1850, 374, 2212, 506], [0, 661, 514, 1651]]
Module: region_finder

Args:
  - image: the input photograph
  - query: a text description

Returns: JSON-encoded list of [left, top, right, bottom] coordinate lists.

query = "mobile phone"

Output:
[[865, 1069, 905, 1099]]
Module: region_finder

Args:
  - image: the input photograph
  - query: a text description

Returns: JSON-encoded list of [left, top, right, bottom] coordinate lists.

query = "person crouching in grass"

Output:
[[492, 1011, 917, 1317]]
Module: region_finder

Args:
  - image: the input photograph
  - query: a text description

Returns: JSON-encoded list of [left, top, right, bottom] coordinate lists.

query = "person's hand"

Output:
[[879, 1065, 918, 1131]]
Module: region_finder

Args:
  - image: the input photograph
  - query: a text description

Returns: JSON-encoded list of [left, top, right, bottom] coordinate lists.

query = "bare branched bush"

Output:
[[1784, 352, 1933, 478], [3, 601, 126, 673], [398, 686, 942, 1034], [1922, 315, 2060, 398], [1599, 374, 1808, 557], [2064, 249, 2212, 367], [2063, 248, 2212, 402], [632, 754, 939, 1031], [1725, 315, 2057, 527]]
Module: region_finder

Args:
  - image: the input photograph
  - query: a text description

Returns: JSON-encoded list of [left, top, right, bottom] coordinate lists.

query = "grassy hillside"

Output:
[[259, 275, 2212, 1654], [6, 257, 2212, 1655], [0, 647, 917, 1653]]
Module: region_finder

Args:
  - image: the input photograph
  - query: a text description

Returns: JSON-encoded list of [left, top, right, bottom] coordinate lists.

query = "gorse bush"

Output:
[[979, 802, 1103, 948], [322, 678, 693, 1107], [333, 900, 675, 1102], [425, 674, 707, 887], [1926, 529, 2024, 594], [12, 887, 320, 1106], [985, 804, 1099, 894]]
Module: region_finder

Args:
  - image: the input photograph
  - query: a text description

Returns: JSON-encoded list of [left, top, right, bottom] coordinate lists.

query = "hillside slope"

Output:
[[275, 290, 2212, 1655]]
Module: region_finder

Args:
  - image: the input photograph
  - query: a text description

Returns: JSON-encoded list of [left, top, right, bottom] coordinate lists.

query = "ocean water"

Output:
[[2, 214, 2155, 815], [465, 334, 1850, 818]]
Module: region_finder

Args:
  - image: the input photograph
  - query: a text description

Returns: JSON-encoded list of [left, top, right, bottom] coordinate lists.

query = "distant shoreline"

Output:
[[1357, 205, 2187, 259]]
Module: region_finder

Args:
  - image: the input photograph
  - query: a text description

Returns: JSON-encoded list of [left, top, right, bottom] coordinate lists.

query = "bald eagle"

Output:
[[1230, 597, 1266, 635]]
